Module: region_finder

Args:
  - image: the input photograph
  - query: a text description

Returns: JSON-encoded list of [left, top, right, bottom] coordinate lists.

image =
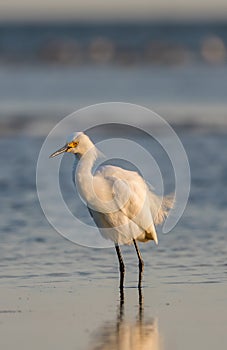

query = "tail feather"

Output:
[[149, 191, 175, 226]]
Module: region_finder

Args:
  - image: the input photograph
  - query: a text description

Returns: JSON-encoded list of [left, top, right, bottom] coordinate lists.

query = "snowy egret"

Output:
[[50, 132, 174, 289]]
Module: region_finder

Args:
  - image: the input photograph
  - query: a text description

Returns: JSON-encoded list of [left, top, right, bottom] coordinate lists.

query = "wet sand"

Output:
[[1, 278, 226, 350]]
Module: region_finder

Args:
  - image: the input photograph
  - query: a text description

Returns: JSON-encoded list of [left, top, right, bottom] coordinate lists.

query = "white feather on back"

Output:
[[88, 165, 174, 245]]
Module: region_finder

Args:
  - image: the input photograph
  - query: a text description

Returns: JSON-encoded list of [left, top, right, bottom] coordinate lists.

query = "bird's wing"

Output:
[[92, 165, 158, 244]]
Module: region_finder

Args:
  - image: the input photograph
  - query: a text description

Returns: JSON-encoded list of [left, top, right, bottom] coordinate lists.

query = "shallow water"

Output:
[[1, 132, 227, 286], [0, 130, 226, 349], [1, 65, 227, 122]]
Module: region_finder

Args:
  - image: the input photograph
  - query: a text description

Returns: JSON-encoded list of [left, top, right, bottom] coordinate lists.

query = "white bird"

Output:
[[50, 132, 174, 288]]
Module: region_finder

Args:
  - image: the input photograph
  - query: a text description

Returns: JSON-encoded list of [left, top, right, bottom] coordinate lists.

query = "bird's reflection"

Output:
[[87, 288, 161, 350]]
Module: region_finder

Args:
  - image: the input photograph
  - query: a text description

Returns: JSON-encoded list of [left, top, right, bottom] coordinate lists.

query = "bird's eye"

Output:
[[68, 141, 78, 148]]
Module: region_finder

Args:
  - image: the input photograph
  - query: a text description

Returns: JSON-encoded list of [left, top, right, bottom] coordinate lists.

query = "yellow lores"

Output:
[[67, 141, 78, 149]]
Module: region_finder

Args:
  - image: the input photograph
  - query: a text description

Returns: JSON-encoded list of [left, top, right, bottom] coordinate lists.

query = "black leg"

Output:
[[115, 243, 125, 290], [133, 239, 144, 289]]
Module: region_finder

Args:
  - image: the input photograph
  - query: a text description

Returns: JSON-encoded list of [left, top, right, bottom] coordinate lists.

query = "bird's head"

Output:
[[49, 132, 94, 158]]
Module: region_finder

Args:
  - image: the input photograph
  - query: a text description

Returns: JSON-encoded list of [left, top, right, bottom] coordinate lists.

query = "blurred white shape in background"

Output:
[[201, 36, 226, 64]]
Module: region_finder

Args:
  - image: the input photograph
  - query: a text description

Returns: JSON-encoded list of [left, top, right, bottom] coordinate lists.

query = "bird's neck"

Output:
[[74, 147, 100, 204]]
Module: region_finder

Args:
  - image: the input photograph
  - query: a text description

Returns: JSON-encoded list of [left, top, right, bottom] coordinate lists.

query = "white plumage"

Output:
[[50, 131, 174, 288]]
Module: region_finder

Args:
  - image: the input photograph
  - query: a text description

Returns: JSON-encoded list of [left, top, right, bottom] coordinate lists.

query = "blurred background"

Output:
[[0, 0, 227, 133], [1, 0, 227, 280], [1, 0, 227, 273]]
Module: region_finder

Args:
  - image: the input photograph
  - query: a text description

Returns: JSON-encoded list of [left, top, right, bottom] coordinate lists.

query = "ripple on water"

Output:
[[0, 133, 227, 288]]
